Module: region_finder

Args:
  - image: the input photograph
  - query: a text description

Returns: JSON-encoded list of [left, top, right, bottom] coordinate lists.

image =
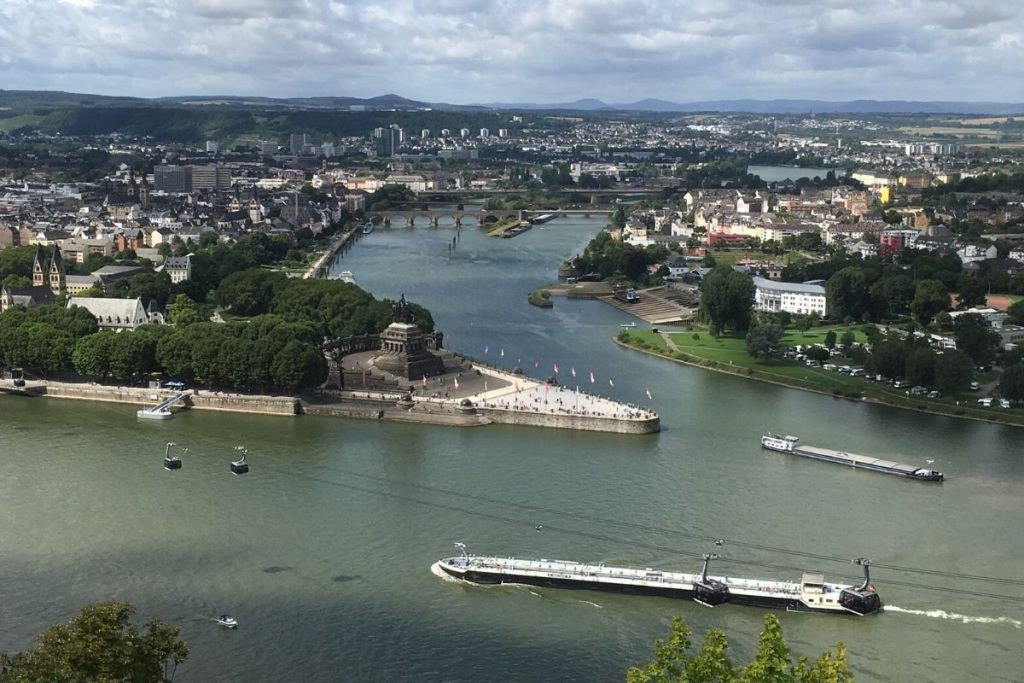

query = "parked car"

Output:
[[927, 390, 942, 399], [822, 363, 837, 371], [999, 399, 1011, 408], [978, 398, 993, 407], [892, 380, 909, 388], [849, 368, 865, 377], [911, 386, 928, 396], [969, 381, 979, 391]]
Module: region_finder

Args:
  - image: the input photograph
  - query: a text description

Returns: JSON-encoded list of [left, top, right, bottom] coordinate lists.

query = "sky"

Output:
[[1, 0, 1022, 104]]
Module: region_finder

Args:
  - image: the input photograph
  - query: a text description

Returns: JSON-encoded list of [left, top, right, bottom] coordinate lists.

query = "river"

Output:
[[1, 216, 1021, 682], [748, 165, 836, 183]]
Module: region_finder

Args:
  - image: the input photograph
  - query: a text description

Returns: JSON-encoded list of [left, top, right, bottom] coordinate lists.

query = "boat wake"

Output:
[[883, 605, 1022, 628], [579, 600, 603, 609], [431, 562, 466, 584]]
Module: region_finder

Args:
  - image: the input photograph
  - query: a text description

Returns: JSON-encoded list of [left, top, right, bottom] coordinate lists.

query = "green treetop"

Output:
[[0, 602, 188, 683], [626, 614, 853, 683]]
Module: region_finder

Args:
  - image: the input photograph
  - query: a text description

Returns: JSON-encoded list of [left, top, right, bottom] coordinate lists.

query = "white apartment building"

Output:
[[753, 277, 828, 316]]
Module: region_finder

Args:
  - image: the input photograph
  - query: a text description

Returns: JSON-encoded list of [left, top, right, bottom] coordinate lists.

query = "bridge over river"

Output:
[[367, 208, 612, 228]]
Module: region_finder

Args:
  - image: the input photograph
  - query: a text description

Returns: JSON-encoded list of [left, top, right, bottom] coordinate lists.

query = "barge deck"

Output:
[[761, 434, 943, 481]]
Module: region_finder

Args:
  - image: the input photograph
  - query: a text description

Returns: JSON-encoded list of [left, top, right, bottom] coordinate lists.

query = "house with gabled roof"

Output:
[[160, 254, 192, 283], [66, 297, 150, 332]]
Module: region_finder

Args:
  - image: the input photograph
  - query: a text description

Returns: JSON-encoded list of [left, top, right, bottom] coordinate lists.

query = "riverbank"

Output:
[[613, 333, 1024, 429], [303, 226, 361, 279], [42, 381, 301, 416], [18, 375, 658, 434]]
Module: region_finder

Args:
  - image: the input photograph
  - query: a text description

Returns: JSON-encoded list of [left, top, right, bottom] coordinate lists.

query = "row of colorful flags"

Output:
[[416, 371, 651, 400], [404, 343, 655, 400]]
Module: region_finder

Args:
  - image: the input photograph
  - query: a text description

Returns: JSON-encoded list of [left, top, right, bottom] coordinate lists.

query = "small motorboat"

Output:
[[619, 322, 637, 328], [231, 446, 249, 475], [163, 442, 183, 470], [216, 614, 238, 629]]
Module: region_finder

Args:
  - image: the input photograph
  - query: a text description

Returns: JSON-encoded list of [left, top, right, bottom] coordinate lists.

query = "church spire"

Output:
[[32, 245, 45, 287]]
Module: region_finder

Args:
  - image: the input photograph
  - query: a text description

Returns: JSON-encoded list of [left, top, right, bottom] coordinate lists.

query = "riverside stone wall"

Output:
[[476, 407, 660, 434], [190, 393, 299, 416], [38, 382, 657, 432], [42, 382, 299, 416]]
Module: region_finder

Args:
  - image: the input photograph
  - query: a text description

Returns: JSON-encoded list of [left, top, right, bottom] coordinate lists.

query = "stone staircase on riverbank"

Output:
[[598, 286, 697, 324]]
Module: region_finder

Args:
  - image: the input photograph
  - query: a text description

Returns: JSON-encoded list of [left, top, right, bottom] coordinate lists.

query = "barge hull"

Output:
[[790, 445, 941, 481], [435, 559, 881, 616], [760, 435, 942, 481], [443, 564, 805, 611]]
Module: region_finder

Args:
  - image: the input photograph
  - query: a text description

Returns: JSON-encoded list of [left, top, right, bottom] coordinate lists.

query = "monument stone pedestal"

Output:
[[374, 322, 445, 380]]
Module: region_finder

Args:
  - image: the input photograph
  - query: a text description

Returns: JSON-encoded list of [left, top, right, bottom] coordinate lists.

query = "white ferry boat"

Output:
[[761, 433, 943, 481], [433, 543, 881, 615]]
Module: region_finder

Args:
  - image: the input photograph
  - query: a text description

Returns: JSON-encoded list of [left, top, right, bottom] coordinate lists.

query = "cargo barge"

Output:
[[433, 544, 882, 615], [761, 434, 943, 481]]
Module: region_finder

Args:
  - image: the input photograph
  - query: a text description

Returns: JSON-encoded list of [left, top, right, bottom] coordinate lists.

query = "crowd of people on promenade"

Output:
[[339, 361, 657, 421], [476, 387, 656, 421]]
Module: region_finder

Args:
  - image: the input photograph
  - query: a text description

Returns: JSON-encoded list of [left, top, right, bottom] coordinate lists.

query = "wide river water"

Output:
[[1, 216, 1022, 681]]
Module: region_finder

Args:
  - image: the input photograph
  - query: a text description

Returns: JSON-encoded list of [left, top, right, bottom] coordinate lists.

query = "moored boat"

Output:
[[432, 543, 881, 616], [362, 222, 374, 235], [761, 433, 943, 481], [137, 408, 173, 420]]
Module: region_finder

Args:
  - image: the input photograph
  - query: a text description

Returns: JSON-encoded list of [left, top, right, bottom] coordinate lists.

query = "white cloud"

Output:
[[0, 0, 1021, 103]]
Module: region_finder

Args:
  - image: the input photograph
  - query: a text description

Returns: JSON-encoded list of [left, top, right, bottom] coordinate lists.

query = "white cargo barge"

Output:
[[433, 544, 882, 615], [761, 434, 943, 482]]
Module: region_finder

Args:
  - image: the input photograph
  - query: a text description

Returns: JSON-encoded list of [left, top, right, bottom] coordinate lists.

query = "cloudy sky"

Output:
[[1, 0, 1022, 104]]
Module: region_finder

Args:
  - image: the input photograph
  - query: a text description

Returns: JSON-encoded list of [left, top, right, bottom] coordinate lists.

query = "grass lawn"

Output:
[[619, 327, 1024, 426], [0, 114, 46, 131], [648, 330, 864, 391], [779, 324, 868, 346]]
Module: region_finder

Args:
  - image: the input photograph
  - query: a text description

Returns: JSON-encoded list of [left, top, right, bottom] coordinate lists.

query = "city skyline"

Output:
[[2, 0, 1022, 104]]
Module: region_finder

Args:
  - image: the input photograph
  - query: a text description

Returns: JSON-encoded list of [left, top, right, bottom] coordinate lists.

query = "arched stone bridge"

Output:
[[366, 209, 524, 227]]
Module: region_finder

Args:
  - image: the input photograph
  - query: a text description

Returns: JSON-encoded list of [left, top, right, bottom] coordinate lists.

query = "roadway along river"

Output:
[[1, 216, 1022, 681]]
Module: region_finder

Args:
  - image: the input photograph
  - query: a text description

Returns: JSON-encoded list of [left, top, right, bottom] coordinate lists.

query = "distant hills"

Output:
[[476, 97, 1024, 115], [2, 89, 1023, 116], [0, 90, 447, 112]]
